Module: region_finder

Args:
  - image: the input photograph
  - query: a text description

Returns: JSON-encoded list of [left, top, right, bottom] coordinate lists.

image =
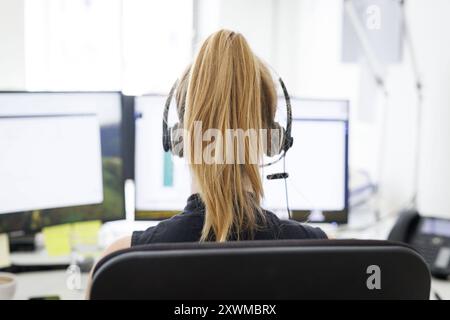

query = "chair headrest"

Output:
[[90, 239, 430, 300]]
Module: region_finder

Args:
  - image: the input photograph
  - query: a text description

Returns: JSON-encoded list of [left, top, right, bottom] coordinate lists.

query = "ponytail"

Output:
[[181, 30, 276, 241]]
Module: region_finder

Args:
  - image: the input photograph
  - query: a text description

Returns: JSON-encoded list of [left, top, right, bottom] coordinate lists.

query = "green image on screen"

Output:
[[163, 151, 174, 187]]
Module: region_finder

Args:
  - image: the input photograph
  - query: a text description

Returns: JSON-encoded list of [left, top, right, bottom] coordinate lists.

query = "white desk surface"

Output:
[[12, 270, 450, 300], [14, 270, 88, 300], [9, 214, 450, 300]]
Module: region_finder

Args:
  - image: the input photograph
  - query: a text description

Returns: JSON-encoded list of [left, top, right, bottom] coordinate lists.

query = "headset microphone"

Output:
[[265, 152, 291, 219], [266, 172, 289, 180]]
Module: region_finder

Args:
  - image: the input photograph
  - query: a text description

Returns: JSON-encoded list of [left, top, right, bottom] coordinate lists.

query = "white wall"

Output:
[[0, 0, 26, 89], [122, 0, 193, 94], [288, 0, 450, 217], [363, 0, 450, 218], [195, 0, 276, 62], [407, 0, 450, 217]]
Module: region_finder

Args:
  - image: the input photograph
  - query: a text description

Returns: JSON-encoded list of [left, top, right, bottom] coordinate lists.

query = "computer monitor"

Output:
[[134, 95, 349, 223], [134, 95, 191, 219], [263, 98, 349, 223], [0, 92, 127, 233]]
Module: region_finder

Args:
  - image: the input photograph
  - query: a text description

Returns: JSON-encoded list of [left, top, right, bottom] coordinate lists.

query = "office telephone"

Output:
[[388, 210, 450, 279]]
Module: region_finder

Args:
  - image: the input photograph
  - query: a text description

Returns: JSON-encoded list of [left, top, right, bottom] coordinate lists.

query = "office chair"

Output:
[[89, 239, 430, 300]]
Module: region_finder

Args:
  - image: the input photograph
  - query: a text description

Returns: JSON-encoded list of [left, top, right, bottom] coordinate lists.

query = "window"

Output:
[[25, 0, 122, 91], [121, 0, 193, 94], [24, 0, 194, 93]]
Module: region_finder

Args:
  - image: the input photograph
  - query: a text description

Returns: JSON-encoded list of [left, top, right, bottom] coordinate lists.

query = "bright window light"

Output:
[[24, 0, 193, 93], [25, 0, 122, 91], [121, 0, 194, 95]]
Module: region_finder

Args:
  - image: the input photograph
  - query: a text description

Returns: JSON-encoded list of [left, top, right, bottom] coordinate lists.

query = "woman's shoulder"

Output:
[[262, 210, 328, 240], [132, 211, 204, 246], [131, 208, 327, 246]]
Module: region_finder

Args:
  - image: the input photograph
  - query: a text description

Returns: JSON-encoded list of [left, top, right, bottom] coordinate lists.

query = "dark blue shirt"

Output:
[[132, 194, 327, 245]]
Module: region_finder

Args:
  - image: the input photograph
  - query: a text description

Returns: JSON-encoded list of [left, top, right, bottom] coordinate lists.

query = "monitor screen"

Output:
[[0, 113, 103, 214], [0, 92, 126, 233], [262, 98, 349, 223], [134, 95, 348, 223], [135, 95, 191, 219]]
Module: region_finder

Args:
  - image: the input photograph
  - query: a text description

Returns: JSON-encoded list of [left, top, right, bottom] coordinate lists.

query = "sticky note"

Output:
[[0, 234, 11, 268], [42, 224, 71, 257], [72, 220, 101, 246]]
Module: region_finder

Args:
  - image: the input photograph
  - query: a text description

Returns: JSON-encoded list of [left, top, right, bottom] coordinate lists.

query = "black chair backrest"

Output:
[[90, 239, 430, 300]]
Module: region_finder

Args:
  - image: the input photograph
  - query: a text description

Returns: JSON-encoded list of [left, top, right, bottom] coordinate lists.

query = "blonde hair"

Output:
[[179, 30, 277, 242]]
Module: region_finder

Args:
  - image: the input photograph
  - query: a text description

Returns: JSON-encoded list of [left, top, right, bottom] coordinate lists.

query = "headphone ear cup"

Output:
[[265, 122, 286, 157], [170, 122, 184, 157]]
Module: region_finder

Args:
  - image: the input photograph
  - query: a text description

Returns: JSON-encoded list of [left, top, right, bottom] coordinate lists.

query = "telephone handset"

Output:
[[388, 210, 450, 279]]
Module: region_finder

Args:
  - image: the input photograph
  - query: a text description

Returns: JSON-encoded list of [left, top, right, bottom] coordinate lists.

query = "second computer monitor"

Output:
[[263, 98, 349, 223], [134, 95, 348, 223], [135, 95, 191, 219]]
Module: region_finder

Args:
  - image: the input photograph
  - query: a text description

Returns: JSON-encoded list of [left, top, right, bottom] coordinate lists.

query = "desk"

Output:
[[13, 270, 450, 300], [10, 216, 450, 300], [14, 271, 88, 300]]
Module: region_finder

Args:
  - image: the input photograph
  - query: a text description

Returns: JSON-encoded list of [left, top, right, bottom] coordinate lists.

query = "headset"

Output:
[[162, 76, 294, 164]]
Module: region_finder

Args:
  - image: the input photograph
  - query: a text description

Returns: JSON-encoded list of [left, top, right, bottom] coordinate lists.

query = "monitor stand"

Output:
[[98, 180, 159, 248]]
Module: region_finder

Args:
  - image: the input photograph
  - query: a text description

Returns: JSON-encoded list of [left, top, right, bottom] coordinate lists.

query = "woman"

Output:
[[99, 29, 326, 259]]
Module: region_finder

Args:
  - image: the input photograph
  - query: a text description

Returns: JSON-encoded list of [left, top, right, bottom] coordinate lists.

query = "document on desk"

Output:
[[0, 114, 103, 214]]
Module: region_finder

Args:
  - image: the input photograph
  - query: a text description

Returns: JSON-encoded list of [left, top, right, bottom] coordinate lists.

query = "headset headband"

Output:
[[162, 80, 179, 152]]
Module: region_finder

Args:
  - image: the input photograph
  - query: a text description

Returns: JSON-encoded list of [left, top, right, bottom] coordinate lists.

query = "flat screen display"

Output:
[[134, 95, 349, 223], [0, 92, 126, 233]]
